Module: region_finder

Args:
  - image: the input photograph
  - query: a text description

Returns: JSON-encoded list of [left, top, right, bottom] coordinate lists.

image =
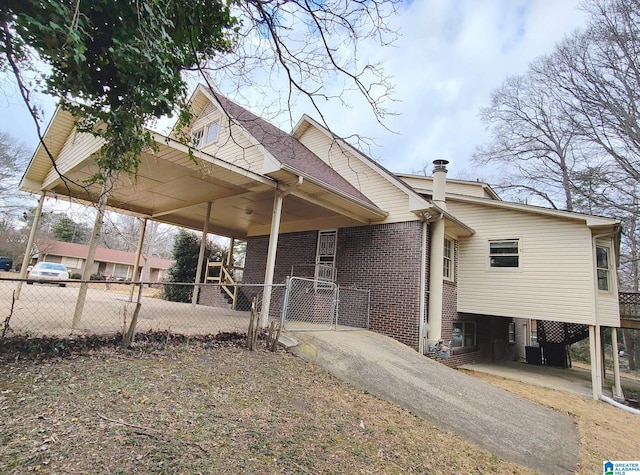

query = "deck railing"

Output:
[[619, 292, 640, 322]]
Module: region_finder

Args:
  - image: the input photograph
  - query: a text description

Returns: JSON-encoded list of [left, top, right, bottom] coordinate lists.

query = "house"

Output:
[[34, 239, 173, 282], [19, 84, 621, 399]]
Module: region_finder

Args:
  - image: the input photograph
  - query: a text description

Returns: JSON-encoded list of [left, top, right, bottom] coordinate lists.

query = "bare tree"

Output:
[[472, 68, 583, 210]]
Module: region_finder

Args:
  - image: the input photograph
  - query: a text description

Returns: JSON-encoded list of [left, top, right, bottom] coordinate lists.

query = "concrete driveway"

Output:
[[289, 329, 578, 474]]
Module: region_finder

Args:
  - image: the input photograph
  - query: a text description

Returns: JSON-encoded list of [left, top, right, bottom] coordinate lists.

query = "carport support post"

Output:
[[261, 190, 285, 327], [192, 202, 212, 306], [589, 325, 603, 400], [427, 216, 445, 344], [72, 180, 110, 329], [611, 328, 623, 399], [16, 191, 46, 300], [128, 217, 147, 302]]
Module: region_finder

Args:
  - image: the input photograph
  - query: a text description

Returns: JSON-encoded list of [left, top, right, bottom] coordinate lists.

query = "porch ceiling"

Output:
[[21, 124, 381, 239]]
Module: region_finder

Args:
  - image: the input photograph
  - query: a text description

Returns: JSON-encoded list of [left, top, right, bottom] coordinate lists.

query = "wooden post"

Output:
[[128, 217, 147, 302], [16, 191, 46, 300], [192, 202, 212, 306], [73, 179, 110, 329]]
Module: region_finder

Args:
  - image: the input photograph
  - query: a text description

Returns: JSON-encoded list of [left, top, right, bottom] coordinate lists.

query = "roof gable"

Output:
[[291, 114, 432, 213], [192, 86, 377, 208]]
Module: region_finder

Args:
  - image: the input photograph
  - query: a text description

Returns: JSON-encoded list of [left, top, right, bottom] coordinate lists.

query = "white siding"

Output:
[[595, 237, 620, 327], [297, 126, 417, 223], [195, 108, 266, 174], [399, 175, 493, 199], [449, 200, 605, 325], [43, 130, 104, 188]]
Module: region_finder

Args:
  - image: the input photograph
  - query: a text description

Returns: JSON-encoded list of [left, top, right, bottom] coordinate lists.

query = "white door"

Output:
[[315, 230, 337, 282]]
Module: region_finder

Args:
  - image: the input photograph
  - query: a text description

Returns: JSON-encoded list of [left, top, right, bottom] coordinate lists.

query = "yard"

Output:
[[1, 340, 639, 474]]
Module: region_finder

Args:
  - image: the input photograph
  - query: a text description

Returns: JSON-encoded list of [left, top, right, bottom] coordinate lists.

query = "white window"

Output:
[[205, 122, 220, 144], [443, 237, 454, 280], [596, 246, 610, 291], [191, 128, 205, 148], [191, 122, 220, 149], [489, 239, 519, 268], [452, 321, 476, 348]]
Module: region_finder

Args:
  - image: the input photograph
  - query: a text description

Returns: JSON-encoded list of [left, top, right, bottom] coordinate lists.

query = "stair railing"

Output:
[[206, 260, 241, 309]]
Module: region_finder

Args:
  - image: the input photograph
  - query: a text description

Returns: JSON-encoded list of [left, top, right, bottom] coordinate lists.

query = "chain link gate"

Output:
[[281, 277, 337, 330]]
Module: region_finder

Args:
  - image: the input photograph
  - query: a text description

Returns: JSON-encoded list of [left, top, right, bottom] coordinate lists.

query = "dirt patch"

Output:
[[460, 370, 640, 475], [1, 343, 531, 475]]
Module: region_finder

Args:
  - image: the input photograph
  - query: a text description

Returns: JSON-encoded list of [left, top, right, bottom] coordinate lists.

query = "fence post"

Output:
[[280, 277, 291, 329], [123, 282, 144, 346]]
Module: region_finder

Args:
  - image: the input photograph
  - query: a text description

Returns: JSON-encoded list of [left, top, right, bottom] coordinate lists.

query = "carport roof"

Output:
[[19, 95, 388, 239]]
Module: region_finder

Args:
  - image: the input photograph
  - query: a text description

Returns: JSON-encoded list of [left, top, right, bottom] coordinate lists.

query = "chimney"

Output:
[[432, 159, 449, 210]]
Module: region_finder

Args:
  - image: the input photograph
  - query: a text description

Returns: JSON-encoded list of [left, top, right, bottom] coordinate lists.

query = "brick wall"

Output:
[[335, 221, 423, 350], [244, 221, 425, 350]]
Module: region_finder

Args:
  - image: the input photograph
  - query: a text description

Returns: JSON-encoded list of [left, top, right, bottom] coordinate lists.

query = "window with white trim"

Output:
[[489, 239, 519, 268], [443, 237, 454, 280], [191, 121, 220, 149], [452, 321, 476, 349], [596, 246, 610, 291], [205, 122, 220, 144]]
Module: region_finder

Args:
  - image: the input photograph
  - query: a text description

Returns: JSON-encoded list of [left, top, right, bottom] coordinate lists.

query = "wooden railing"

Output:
[[206, 261, 243, 309], [619, 292, 640, 329]]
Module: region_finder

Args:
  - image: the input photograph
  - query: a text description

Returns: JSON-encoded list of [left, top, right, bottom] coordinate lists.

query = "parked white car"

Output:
[[27, 262, 70, 287]]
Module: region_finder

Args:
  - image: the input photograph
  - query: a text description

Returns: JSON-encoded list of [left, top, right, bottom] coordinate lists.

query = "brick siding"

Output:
[[244, 221, 425, 349], [336, 221, 424, 350]]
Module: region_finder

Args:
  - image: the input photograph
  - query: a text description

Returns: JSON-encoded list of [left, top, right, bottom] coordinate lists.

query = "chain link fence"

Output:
[[280, 277, 370, 331], [0, 276, 283, 341]]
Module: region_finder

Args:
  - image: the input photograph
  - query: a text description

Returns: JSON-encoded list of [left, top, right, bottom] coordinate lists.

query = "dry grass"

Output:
[[0, 344, 531, 475], [460, 370, 640, 475]]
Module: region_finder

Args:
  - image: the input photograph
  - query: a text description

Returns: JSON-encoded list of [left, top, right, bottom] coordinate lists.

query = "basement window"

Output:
[[489, 239, 519, 268], [452, 321, 476, 349]]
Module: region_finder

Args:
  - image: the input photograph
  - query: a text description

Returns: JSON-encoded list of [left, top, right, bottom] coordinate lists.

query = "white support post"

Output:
[[589, 325, 603, 400], [261, 190, 285, 327], [418, 220, 428, 354], [16, 191, 46, 300], [427, 216, 445, 344], [128, 217, 147, 302], [611, 327, 623, 399], [73, 180, 111, 329], [192, 202, 212, 306]]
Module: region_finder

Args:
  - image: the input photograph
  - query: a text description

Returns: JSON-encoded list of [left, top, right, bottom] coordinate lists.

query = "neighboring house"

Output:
[[34, 239, 173, 282], [19, 84, 621, 398]]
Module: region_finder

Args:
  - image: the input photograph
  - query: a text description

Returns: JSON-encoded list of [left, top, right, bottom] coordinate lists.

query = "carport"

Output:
[[17, 89, 387, 329]]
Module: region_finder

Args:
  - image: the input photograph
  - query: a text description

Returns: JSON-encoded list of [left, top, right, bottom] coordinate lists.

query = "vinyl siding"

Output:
[[194, 107, 266, 174], [449, 200, 609, 325], [595, 237, 620, 327], [42, 130, 104, 188], [399, 176, 494, 199], [297, 127, 417, 223]]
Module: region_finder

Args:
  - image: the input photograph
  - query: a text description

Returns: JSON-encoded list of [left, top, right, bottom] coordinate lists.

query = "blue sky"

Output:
[[0, 0, 589, 183]]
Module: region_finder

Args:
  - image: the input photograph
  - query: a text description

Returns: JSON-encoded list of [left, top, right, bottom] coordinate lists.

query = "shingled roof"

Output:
[[209, 90, 376, 208]]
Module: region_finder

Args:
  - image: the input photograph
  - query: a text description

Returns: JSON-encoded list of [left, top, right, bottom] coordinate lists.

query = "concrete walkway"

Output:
[[289, 330, 578, 474]]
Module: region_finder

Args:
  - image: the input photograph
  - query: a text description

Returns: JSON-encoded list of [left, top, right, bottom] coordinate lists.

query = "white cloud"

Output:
[[1, 0, 589, 181]]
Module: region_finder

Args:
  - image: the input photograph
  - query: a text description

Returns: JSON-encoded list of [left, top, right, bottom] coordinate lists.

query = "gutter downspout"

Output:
[[261, 177, 303, 326]]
